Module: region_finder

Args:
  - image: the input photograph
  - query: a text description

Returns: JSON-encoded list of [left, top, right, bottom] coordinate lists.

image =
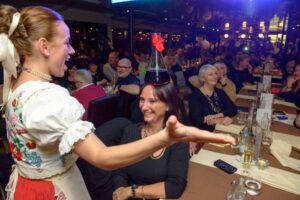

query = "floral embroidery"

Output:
[[26, 152, 42, 168], [9, 142, 22, 161], [6, 90, 42, 168], [17, 128, 27, 135], [12, 98, 17, 107], [26, 140, 36, 149], [9, 113, 19, 127]]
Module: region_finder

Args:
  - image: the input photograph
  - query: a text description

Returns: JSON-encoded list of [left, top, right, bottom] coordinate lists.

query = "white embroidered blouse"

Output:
[[5, 81, 94, 179]]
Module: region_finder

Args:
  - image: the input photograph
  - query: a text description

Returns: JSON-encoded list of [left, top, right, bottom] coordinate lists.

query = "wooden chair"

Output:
[[87, 94, 119, 128]]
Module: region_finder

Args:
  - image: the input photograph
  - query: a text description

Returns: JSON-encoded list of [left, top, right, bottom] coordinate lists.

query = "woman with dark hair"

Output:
[[58, 59, 78, 91], [113, 82, 189, 200], [279, 64, 300, 102]]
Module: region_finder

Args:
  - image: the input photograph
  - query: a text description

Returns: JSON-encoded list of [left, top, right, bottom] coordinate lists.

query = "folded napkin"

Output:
[[215, 124, 244, 135], [270, 140, 300, 172], [272, 131, 300, 148], [237, 94, 255, 100], [191, 149, 300, 195]]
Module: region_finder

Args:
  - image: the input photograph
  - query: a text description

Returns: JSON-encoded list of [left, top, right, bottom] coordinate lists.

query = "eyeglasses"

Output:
[[117, 65, 131, 69]]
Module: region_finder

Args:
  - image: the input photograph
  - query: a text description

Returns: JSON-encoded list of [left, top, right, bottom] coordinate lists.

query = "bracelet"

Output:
[[141, 186, 146, 200], [131, 184, 138, 198], [118, 85, 122, 91]]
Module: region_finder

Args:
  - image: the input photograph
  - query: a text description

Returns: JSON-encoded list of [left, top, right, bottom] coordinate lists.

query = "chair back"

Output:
[[119, 91, 139, 118], [87, 94, 119, 127]]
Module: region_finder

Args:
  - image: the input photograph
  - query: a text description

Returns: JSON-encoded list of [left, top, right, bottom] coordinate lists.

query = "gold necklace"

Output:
[[23, 68, 53, 82], [143, 125, 166, 159]]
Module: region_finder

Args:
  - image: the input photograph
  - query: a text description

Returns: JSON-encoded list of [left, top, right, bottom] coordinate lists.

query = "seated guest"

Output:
[[103, 51, 119, 82], [214, 62, 237, 102], [88, 59, 107, 85], [229, 54, 253, 92], [113, 58, 141, 95], [189, 64, 237, 132], [293, 90, 300, 129], [279, 64, 300, 102], [59, 59, 78, 91], [113, 81, 189, 199], [71, 69, 106, 120], [164, 52, 192, 99]]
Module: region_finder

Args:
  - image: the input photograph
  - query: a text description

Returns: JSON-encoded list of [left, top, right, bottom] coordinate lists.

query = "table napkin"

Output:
[[270, 139, 300, 172], [215, 124, 244, 135]]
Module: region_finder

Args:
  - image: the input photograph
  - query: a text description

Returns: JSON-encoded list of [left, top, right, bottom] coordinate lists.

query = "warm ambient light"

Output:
[[224, 34, 229, 38], [242, 21, 247, 29], [240, 34, 246, 39], [258, 33, 264, 38], [225, 22, 230, 30]]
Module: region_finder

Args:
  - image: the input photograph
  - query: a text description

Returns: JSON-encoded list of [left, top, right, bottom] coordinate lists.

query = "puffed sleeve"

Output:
[[22, 87, 95, 155]]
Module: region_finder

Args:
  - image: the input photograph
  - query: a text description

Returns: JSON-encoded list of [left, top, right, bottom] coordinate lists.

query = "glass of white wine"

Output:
[[241, 139, 254, 177]]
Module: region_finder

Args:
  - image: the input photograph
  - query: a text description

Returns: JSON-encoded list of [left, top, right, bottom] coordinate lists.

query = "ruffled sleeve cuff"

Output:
[[59, 121, 95, 155]]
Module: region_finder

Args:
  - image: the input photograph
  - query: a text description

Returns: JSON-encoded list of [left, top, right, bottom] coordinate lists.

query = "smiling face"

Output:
[[139, 85, 168, 125], [203, 67, 219, 87], [47, 21, 75, 78]]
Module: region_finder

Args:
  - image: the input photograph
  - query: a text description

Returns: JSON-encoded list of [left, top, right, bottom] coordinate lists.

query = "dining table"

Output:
[[179, 86, 300, 200]]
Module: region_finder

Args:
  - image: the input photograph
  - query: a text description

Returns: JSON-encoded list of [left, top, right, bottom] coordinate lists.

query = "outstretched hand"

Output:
[[165, 115, 235, 145]]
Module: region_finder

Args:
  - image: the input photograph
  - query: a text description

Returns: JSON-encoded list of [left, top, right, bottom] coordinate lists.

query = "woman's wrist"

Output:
[[135, 185, 146, 199]]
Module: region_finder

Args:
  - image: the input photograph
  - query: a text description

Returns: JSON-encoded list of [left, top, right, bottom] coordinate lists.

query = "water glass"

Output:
[[230, 134, 240, 149], [237, 112, 248, 125], [227, 178, 246, 200]]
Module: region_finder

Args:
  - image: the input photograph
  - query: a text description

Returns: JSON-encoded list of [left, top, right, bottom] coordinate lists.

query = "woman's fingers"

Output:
[[198, 132, 235, 144], [166, 115, 235, 145]]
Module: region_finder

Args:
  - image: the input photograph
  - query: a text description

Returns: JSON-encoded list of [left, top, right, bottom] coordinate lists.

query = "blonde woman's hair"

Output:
[[0, 5, 64, 61]]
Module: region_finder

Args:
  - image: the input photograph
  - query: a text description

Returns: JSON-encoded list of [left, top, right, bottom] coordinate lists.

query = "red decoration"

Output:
[[26, 140, 36, 149], [151, 34, 165, 52], [12, 99, 17, 107], [10, 142, 22, 160]]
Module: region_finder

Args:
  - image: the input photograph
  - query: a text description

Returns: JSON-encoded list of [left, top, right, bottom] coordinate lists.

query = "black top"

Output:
[[278, 88, 300, 106], [117, 74, 140, 86], [76, 118, 132, 200], [113, 123, 189, 199], [188, 88, 237, 131], [229, 68, 253, 92]]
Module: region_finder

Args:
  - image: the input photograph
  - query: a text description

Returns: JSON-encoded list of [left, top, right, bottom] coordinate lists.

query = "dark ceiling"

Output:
[[2, 0, 300, 30]]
